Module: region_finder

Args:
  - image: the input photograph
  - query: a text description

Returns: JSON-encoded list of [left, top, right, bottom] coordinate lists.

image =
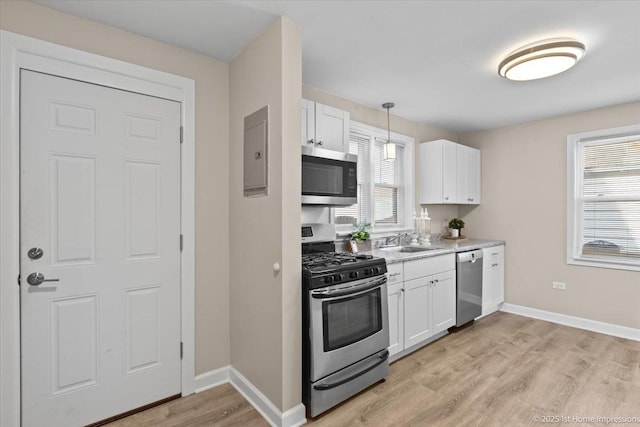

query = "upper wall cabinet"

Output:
[[301, 99, 350, 152], [419, 139, 481, 205]]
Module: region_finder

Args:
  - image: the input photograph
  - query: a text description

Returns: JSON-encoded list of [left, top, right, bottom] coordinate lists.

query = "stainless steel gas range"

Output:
[[302, 223, 389, 418]]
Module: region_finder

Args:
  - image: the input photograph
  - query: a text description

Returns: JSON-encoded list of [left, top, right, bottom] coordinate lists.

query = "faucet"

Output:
[[384, 232, 410, 247]]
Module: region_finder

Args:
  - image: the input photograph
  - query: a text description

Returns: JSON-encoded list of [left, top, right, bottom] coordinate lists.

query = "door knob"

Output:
[[26, 272, 59, 286]]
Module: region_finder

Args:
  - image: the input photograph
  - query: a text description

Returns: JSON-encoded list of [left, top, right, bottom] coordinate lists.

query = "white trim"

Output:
[[501, 303, 640, 342], [229, 368, 307, 427], [566, 124, 640, 272], [336, 121, 415, 233], [0, 30, 196, 427], [192, 366, 307, 427], [194, 366, 231, 393]]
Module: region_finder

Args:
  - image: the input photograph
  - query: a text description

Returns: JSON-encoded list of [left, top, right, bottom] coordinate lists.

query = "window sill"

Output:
[[567, 256, 640, 272]]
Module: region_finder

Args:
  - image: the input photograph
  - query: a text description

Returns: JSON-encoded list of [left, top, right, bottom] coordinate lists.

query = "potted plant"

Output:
[[350, 222, 371, 252], [448, 218, 465, 238]]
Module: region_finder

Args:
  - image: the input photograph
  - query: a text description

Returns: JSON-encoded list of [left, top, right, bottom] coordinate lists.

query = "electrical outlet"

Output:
[[552, 281, 567, 290]]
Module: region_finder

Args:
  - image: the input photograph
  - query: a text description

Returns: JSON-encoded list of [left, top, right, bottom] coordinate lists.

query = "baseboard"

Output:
[[229, 367, 306, 427], [194, 365, 230, 393], [194, 366, 306, 426], [501, 303, 640, 342]]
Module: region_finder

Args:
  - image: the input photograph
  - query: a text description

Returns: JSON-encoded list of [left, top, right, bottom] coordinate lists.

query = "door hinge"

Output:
[[180, 126, 183, 144], [180, 234, 183, 252], [180, 342, 183, 359]]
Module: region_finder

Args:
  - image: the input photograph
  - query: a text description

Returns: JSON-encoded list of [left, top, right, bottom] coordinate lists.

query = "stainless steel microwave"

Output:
[[301, 145, 357, 206]]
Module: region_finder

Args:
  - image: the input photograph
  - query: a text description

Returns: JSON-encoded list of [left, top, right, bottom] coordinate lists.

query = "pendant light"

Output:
[[383, 102, 395, 161]]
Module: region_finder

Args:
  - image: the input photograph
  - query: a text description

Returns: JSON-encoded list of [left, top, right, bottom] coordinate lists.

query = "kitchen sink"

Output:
[[379, 245, 438, 253]]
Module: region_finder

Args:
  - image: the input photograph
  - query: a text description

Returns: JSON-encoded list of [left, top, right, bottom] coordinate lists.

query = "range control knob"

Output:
[[376, 266, 383, 274], [364, 268, 372, 276], [350, 271, 359, 279], [324, 275, 334, 284], [333, 274, 343, 283]]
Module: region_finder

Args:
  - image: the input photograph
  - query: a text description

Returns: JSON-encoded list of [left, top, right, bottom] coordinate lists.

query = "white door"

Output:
[[301, 98, 316, 146], [20, 70, 182, 427], [314, 103, 349, 152], [386, 282, 404, 357], [404, 276, 432, 348], [431, 270, 456, 334]]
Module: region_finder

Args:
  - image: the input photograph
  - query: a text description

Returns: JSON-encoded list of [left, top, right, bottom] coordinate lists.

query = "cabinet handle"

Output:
[[401, 288, 405, 292], [389, 272, 401, 277], [307, 139, 315, 144], [444, 197, 449, 201], [317, 140, 323, 146], [468, 198, 474, 202], [492, 263, 498, 267]]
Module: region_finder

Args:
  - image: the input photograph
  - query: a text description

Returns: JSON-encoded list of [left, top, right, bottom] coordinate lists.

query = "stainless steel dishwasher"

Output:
[[455, 249, 483, 326]]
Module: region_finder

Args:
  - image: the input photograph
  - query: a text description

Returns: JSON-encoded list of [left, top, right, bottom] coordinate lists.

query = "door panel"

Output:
[[431, 270, 456, 333], [20, 70, 181, 427], [404, 277, 432, 347]]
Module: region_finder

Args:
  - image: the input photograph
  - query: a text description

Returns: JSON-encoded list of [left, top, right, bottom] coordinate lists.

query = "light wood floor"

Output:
[[107, 312, 640, 426]]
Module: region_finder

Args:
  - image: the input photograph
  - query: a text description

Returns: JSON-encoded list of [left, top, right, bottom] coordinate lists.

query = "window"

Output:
[[567, 124, 640, 271], [335, 121, 414, 233]]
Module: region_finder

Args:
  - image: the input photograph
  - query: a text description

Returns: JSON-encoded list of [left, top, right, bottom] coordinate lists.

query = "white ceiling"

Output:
[[32, 0, 640, 134]]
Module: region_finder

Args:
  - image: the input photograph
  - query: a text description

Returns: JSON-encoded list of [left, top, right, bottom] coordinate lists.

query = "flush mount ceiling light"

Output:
[[383, 102, 395, 161], [498, 38, 585, 81]]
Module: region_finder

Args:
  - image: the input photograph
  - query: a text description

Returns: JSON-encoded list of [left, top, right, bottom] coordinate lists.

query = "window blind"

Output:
[[580, 138, 640, 260], [373, 138, 404, 226], [335, 131, 371, 226]]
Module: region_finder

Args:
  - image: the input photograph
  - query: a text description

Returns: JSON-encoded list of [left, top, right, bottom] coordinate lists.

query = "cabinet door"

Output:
[[456, 144, 469, 204], [387, 281, 404, 357], [442, 140, 457, 203], [419, 140, 443, 203], [456, 145, 481, 204], [492, 257, 505, 307], [481, 264, 493, 316], [431, 270, 456, 334], [404, 276, 432, 348], [301, 99, 315, 147], [467, 147, 481, 204], [314, 103, 349, 152]]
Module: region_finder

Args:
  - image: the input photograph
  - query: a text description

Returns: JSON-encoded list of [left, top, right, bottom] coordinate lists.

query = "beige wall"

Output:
[[229, 17, 301, 411], [302, 85, 460, 234], [460, 101, 640, 329], [0, 0, 231, 374]]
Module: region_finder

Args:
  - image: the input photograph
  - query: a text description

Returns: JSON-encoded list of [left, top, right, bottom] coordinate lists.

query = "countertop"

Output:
[[364, 238, 505, 264]]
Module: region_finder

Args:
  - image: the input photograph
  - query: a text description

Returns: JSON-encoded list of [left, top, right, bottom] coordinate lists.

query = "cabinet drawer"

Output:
[[404, 254, 455, 281], [483, 245, 504, 263], [386, 263, 404, 284]]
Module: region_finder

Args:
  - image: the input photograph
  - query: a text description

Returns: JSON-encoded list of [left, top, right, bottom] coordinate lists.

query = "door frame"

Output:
[[0, 30, 196, 427]]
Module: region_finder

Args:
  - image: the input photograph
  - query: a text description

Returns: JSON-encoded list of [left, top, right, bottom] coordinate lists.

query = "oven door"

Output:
[[309, 275, 389, 381]]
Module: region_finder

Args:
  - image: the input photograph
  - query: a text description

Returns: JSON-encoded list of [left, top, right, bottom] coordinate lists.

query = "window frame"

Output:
[[334, 121, 415, 236], [566, 124, 640, 272]]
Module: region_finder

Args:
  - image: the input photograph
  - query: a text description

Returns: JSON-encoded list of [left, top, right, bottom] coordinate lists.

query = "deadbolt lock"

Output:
[[27, 247, 44, 260]]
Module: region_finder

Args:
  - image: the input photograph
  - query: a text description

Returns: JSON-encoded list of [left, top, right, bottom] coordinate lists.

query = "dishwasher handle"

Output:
[[456, 249, 484, 263]]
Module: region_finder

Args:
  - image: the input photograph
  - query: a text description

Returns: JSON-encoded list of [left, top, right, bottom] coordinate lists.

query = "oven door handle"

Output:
[[313, 350, 389, 391], [311, 276, 387, 299]]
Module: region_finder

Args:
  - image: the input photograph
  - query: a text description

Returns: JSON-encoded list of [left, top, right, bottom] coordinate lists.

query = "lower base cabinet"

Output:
[[481, 245, 505, 316], [386, 255, 456, 359]]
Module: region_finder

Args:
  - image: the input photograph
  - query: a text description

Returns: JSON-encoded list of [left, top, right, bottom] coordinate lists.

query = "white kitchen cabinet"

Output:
[[419, 139, 481, 205], [386, 263, 404, 357], [481, 245, 505, 316], [301, 99, 350, 152], [430, 270, 456, 334], [404, 276, 433, 347], [456, 144, 481, 204], [387, 254, 456, 359], [387, 281, 404, 357]]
